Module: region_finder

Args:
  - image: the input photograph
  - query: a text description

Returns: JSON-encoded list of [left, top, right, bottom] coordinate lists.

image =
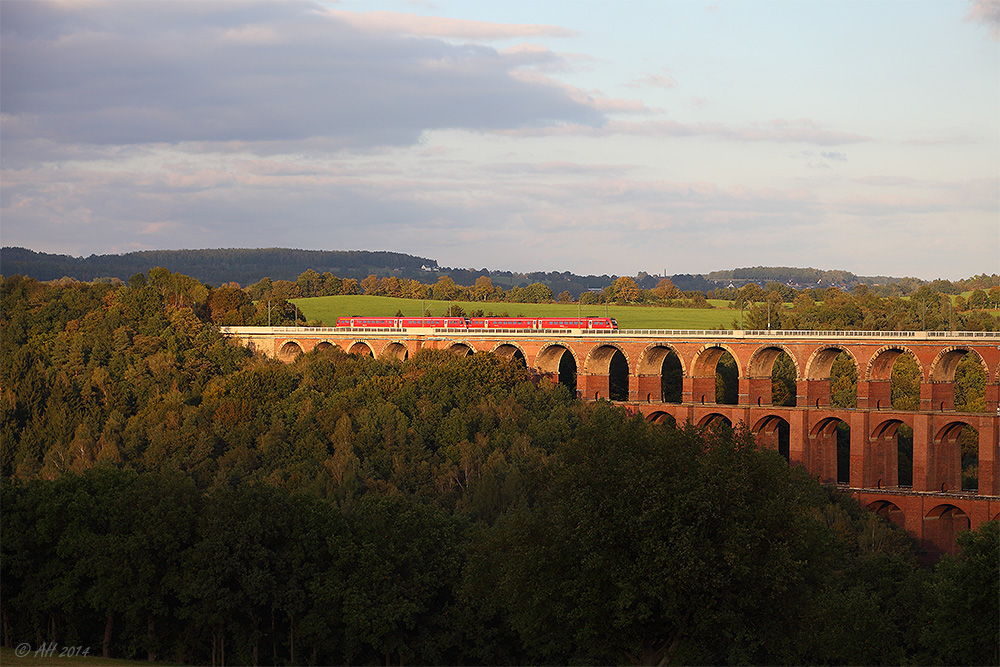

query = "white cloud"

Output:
[[965, 0, 1000, 40], [322, 9, 580, 39], [496, 118, 870, 145], [0, 1, 603, 153]]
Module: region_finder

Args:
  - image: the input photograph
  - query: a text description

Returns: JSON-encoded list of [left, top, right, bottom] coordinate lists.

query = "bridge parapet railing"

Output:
[[740, 330, 1000, 340], [847, 486, 1000, 501], [220, 326, 1000, 341]]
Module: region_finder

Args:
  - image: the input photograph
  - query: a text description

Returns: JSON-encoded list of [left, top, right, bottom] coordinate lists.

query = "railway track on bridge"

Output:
[[224, 325, 1000, 341]]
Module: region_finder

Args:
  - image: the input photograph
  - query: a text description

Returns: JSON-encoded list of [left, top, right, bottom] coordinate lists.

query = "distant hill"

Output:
[[0, 247, 439, 286], [705, 266, 910, 288], [3, 247, 914, 295]]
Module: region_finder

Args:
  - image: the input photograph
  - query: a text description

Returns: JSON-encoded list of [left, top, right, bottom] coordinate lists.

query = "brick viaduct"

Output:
[[223, 326, 1000, 558]]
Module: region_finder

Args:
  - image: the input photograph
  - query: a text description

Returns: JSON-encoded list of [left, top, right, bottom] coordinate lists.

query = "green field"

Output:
[[293, 295, 740, 330]]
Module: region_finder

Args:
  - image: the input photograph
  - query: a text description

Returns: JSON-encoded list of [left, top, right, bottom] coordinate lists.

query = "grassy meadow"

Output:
[[293, 295, 740, 330]]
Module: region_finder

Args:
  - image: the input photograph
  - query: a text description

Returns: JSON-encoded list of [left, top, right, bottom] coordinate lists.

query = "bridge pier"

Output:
[[578, 373, 609, 401], [980, 418, 999, 495], [923, 381, 955, 412], [690, 376, 716, 404], [800, 378, 831, 408], [633, 374, 661, 403], [986, 383, 1000, 414], [222, 326, 1000, 555], [849, 412, 869, 487], [746, 377, 770, 407], [861, 379, 893, 410]]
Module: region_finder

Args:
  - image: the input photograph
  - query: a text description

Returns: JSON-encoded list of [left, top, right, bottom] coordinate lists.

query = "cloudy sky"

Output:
[[2, 0, 997, 280]]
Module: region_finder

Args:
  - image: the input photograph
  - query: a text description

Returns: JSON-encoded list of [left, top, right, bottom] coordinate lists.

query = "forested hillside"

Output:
[[1, 272, 998, 665], [14, 246, 997, 303], [1, 247, 439, 285]]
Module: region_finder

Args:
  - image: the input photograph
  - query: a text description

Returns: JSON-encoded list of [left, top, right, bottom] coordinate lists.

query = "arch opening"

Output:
[[699, 413, 733, 431], [558, 350, 578, 394], [771, 351, 797, 407], [493, 344, 526, 366], [609, 349, 629, 401], [836, 421, 850, 484], [715, 350, 738, 405], [278, 341, 303, 362], [954, 353, 987, 412], [937, 421, 979, 493], [890, 353, 921, 411], [898, 424, 913, 488], [348, 341, 374, 357], [753, 415, 790, 463], [830, 351, 858, 408], [314, 341, 340, 354], [960, 425, 979, 492], [648, 411, 678, 429], [448, 343, 474, 357], [811, 417, 850, 485], [871, 419, 911, 488], [661, 350, 683, 403], [923, 504, 970, 558], [867, 500, 905, 529], [537, 344, 577, 393], [381, 342, 409, 361]]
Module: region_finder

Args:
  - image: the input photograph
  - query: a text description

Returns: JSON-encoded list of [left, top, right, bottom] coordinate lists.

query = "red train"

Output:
[[335, 316, 618, 330]]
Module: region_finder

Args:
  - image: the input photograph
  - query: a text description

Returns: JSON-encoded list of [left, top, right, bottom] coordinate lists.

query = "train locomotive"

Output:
[[335, 316, 618, 330]]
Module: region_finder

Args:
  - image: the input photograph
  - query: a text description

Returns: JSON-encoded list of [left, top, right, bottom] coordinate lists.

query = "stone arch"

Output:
[[584, 343, 630, 401], [314, 341, 341, 353], [810, 416, 851, 484], [871, 418, 909, 439], [380, 341, 409, 361], [348, 341, 374, 357], [928, 346, 986, 383], [748, 344, 799, 407], [583, 343, 631, 375], [491, 342, 526, 365], [698, 413, 732, 430], [691, 343, 742, 377], [811, 416, 843, 439], [636, 343, 684, 404], [636, 343, 687, 376], [747, 344, 800, 379], [752, 414, 790, 461], [867, 500, 905, 529], [278, 341, 303, 362], [536, 343, 579, 374], [804, 345, 858, 381], [934, 420, 972, 442], [447, 342, 474, 357], [536, 343, 578, 393], [691, 344, 740, 405], [923, 504, 970, 557], [935, 419, 977, 493], [647, 411, 678, 428], [871, 417, 911, 488], [866, 345, 923, 382]]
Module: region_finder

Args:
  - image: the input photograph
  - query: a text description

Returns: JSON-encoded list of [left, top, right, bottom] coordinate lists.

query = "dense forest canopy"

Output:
[[2, 270, 998, 665], [0, 247, 438, 286]]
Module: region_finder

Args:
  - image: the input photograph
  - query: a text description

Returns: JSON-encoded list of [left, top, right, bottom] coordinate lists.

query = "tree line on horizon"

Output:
[[6, 246, 998, 305], [236, 269, 1000, 332], [4, 264, 999, 332], [1, 272, 997, 665]]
